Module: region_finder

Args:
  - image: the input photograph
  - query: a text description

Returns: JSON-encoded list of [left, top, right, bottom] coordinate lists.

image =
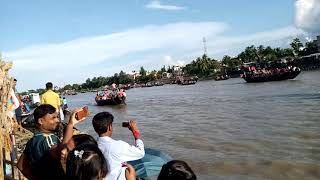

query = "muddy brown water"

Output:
[[66, 71, 320, 180]]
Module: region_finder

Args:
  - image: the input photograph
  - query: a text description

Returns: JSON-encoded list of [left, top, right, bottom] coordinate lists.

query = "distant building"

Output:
[[172, 65, 183, 76], [162, 72, 172, 78], [129, 71, 141, 80]]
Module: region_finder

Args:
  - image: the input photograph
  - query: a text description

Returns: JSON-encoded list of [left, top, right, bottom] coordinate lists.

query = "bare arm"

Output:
[[125, 163, 136, 180], [51, 108, 86, 159]]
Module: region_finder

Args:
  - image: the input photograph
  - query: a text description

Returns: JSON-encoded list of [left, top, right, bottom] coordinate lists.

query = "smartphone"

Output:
[[75, 106, 89, 120], [122, 122, 130, 128]]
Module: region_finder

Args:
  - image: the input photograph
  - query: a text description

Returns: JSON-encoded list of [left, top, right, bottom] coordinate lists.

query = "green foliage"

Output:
[[183, 36, 317, 78], [139, 66, 147, 76], [290, 38, 304, 56], [302, 41, 318, 55], [183, 54, 220, 77]]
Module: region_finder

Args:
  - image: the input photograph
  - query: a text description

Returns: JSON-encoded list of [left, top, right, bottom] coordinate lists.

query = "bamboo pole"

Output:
[[0, 53, 14, 180]]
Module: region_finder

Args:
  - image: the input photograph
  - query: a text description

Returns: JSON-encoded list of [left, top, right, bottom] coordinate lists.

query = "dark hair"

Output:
[[46, 82, 53, 89], [33, 104, 56, 125], [158, 160, 196, 180], [92, 112, 113, 135], [72, 134, 97, 147], [66, 144, 108, 180]]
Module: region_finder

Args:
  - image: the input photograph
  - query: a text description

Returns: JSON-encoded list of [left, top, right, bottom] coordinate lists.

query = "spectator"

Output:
[[61, 134, 98, 172], [92, 112, 145, 180], [158, 160, 197, 180], [62, 134, 137, 180], [66, 143, 108, 180], [41, 82, 61, 117], [17, 104, 85, 180], [62, 97, 68, 110]]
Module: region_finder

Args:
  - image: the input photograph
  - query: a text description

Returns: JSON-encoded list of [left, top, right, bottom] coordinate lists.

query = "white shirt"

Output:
[[98, 136, 145, 180]]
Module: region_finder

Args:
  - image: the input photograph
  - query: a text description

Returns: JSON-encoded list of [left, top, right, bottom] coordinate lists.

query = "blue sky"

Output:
[[1, 0, 319, 90]]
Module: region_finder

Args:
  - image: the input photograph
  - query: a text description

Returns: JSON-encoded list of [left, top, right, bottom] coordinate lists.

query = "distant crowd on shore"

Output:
[[11, 81, 197, 180]]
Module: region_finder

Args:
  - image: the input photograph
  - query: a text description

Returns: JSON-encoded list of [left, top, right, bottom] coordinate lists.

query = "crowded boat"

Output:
[[95, 83, 127, 105], [241, 64, 301, 83]]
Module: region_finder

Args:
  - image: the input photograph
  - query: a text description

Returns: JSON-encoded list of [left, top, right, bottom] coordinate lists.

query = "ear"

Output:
[[107, 124, 112, 131], [38, 117, 44, 125]]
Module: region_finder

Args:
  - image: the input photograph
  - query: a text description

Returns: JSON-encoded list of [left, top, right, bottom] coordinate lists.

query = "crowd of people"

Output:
[[13, 81, 196, 180], [242, 65, 300, 77], [96, 83, 127, 101]]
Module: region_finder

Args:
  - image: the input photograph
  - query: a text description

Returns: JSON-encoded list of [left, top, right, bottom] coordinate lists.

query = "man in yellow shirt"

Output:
[[41, 82, 61, 114]]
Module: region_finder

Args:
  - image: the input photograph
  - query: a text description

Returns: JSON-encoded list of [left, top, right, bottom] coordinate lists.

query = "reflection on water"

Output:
[[67, 71, 320, 180]]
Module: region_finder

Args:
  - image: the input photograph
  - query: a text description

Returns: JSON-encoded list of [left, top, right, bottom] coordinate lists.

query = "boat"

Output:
[[176, 76, 198, 85], [242, 67, 301, 83], [214, 74, 230, 81], [179, 80, 197, 85], [95, 90, 126, 105]]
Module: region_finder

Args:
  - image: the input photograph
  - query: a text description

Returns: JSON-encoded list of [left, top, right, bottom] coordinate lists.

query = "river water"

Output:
[[67, 70, 320, 180]]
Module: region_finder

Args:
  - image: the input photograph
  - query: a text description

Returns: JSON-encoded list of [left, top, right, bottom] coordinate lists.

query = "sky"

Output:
[[1, 0, 320, 91]]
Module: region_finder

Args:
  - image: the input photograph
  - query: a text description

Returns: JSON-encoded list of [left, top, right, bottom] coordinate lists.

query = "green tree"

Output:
[[290, 38, 303, 56], [139, 66, 147, 76], [303, 41, 319, 55], [118, 70, 133, 84], [63, 84, 72, 90], [72, 84, 81, 90], [160, 65, 166, 73]]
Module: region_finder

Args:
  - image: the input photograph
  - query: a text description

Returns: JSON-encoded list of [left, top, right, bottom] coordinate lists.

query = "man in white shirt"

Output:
[[93, 112, 145, 180]]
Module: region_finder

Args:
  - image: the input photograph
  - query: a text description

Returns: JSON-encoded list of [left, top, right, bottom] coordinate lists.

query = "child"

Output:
[[66, 144, 108, 180]]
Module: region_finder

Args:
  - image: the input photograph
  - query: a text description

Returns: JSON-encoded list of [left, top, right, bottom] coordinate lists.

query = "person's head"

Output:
[[66, 144, 108, 180], [158, 160, 196, 180], [61, 134, 98, 165], [13, 78, 17, 87], [46, 82, 53, 90], [71, 134, 97, 149], [33, 104, 59, 132], [92, 112, 114, 136]]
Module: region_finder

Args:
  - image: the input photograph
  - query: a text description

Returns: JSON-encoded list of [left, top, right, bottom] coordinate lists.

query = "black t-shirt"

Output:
[[24, 132, 66, 180]]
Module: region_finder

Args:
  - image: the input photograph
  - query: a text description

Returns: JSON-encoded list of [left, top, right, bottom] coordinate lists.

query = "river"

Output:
[[66, 70, 320, 180]]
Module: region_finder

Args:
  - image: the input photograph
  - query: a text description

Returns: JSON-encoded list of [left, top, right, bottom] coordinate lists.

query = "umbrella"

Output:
[[128, 148, 172, 179]]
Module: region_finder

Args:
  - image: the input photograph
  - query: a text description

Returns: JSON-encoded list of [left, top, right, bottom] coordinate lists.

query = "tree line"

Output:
[[24, 37, 318, 93]]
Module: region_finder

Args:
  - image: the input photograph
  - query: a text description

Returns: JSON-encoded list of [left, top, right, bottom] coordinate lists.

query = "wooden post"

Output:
[[0, 55, 14, 180], [0, 139, 3, 180]]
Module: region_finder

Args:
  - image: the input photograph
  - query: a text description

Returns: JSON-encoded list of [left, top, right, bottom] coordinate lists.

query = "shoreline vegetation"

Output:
[[20, 36, 320, 95]]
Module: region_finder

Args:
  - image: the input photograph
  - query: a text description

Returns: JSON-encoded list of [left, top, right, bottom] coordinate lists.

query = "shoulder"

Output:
[[98, 138, 128, 149], [41, 92, 48, 97], [26, 133, 59, 151], [114, 139, 131, 149]]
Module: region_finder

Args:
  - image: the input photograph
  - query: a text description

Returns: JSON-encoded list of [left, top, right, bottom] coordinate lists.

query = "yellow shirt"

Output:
[[41, 90, 61, 110]]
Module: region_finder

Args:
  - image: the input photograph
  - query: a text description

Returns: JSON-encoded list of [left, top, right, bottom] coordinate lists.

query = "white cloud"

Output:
[[146, 0, 186, 11], [295, 0, 320, 34], [4, 22, 304, 90], [163, 55, 186, 66]]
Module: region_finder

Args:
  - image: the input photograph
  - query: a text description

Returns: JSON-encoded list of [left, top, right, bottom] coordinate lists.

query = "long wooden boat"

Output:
[[95, 96, 126, 105], [214, 75, 230, 81], [242, 68, 301, 83], [95, 90, 126, 105]]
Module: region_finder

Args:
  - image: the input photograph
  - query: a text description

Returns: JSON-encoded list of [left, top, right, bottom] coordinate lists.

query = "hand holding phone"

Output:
[[122, 122, 130, 128], [75, 106, 89, 120]]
